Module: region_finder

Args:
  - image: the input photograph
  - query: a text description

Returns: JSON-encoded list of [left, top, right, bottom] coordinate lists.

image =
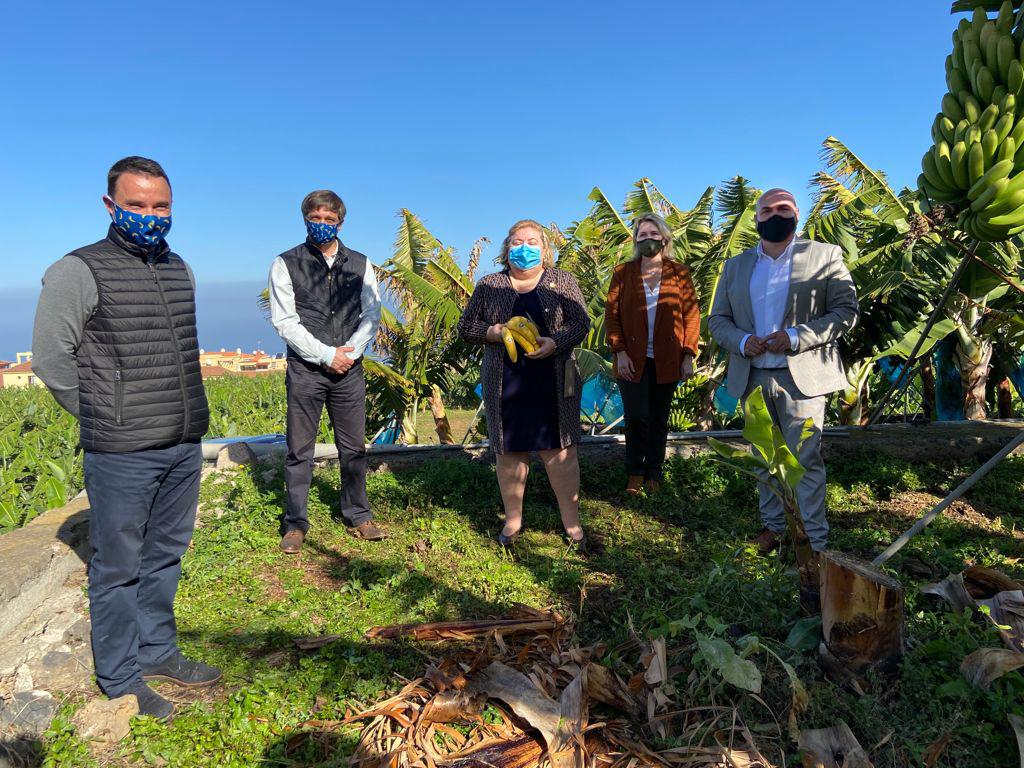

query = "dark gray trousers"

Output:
[[618, 358, 678, 481], [84, 442, 202, 697], [284, 358, 371, 532]]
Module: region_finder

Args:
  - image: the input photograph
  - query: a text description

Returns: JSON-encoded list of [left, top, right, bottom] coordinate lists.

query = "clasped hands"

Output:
[[743, 330, 792, 357], [325, 346, 356, 374], [487, 324, 556, 359]]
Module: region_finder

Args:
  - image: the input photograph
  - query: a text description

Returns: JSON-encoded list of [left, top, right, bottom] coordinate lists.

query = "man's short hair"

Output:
[[107, 156, 170, 197], [301, 190, 346, 221]]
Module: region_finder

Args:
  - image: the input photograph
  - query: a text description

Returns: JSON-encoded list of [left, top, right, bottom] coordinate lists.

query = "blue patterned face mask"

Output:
[[306, 220, 339, 245], [109, 201, 171, 248], [508, 244, 542, 270]]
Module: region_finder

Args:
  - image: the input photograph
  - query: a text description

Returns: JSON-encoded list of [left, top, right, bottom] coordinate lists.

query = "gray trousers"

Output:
[[742, 367, 829, 551]]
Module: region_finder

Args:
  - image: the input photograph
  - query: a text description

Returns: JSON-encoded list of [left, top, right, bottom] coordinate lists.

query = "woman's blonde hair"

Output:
[[631, 213, 675, 261], [498, 219, 556, 269]]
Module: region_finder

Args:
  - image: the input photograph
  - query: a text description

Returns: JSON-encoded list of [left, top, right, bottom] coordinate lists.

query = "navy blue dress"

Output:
[[501, 288, 560, 452]]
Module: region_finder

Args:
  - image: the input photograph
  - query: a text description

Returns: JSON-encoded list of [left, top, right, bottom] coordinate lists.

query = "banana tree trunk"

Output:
[[920, 357, 936, 422], [955, 335, 993, 420], [997, 377, 1014, 418], [838, 360, 871, 426], [400, 396, 419, 444], [695, 380, 718, 431], [428, 385, 455, 444]]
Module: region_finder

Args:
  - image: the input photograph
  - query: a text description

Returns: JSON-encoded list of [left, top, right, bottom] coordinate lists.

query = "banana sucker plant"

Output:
[[707, 387, 819, 614]]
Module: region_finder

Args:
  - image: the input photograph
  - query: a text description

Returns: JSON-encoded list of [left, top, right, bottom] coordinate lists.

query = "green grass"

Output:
[[36, 451, 1024, 767]]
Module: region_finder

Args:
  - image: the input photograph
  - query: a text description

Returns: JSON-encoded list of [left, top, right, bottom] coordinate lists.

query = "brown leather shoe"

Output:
[[644, 478, 661, 493], [625, 475, 644, 495], [751, 528, 782, 555], [280, 529, 304, 554], [350, 520, 388, 541]]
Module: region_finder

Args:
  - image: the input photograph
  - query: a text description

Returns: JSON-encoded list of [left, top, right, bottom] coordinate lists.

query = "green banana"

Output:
[[1001, 92, 1016, 115], [992, 84, 1008, 106], [1000, 136, 1017, 163], [982, 128, 999, 167], [949, 141, 970, 188], [966, 124, 983, 145], [961, 91, 982, 123], [939, 115, 956, 144], [923, 150, 956, 193], [997, 1, 1015, 34], [983, 200, 1024, 226], [997, 34, 1016, 79], [969, 141, 987, 187], [994, 111, 1015, 143], [983, 29, 1000, 74], [967, 158, 1013, 200], [979, 103, 1000, 131], [973, 8, 988, 40], [949, 67, 970, 95], [955, 118, 970, 145], [980, 186, 1024, 217], [971, 176, 1009, 211], [943, 92, 966, 123], [1008, 59, 1024, 96]]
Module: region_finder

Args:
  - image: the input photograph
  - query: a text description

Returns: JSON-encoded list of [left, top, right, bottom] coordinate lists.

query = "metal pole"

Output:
[[872, 429, 1024, 567]]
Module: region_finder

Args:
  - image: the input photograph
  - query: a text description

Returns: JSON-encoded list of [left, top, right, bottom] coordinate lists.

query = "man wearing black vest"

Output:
[[32, 157, 220, 720], [268, 189, 384, 554]]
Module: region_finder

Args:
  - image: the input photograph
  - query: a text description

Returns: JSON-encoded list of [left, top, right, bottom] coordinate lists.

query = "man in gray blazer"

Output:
[[709, 188, 859, 554]]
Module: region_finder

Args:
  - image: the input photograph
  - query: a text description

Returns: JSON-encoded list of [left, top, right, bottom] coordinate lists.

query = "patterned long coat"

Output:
[[458, 268, 590, 454]]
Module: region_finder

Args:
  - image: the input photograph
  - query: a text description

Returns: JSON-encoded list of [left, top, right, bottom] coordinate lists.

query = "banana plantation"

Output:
[[351, 137, 1023, 446]]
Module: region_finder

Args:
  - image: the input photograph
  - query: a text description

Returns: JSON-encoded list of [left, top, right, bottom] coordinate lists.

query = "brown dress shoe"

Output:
[[644, 478, 661, 493], [751, 528, 782, 555], [625, 475, 644, 495], [280, 529, 304, 554], [350, 520, 388, 541]]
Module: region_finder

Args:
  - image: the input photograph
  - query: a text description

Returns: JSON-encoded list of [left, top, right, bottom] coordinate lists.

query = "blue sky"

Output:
[[0, 1, 957, 357]]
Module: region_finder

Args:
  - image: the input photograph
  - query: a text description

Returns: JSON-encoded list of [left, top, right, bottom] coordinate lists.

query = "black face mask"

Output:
[[756, 214, 798, 243], [636, 238, 664, 258]]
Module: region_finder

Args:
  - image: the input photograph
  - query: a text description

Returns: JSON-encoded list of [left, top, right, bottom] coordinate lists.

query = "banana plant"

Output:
[[371, 210, 487, 444], [707, 387, 819, 613]]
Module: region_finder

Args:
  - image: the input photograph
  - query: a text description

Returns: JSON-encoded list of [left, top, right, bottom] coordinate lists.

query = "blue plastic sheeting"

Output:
[[933, 336, 964, 421], [877, 356, 911, 383], [581, 375, 624, 424], [1009, 355, 1024, 400], [474, 383, 483, 400], [713, 384, 739, 416], [205, 434, 286, 444]]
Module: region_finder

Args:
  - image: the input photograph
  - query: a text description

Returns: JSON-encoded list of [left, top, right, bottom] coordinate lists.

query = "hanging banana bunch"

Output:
[[920, 1, 1024, 241]]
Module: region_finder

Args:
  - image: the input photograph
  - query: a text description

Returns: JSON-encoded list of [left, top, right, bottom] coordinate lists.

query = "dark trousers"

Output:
[[84, 442, 202, 697], [618, 358, 678, 480], [284, 358, 371, 532]]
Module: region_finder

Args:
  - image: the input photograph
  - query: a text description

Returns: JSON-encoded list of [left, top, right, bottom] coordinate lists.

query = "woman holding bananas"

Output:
[[605, 213, 700, 494], [458, 219, 591, 551]]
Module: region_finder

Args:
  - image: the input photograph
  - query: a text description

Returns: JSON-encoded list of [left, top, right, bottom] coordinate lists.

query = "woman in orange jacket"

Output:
[[604, 213, 701, 493]]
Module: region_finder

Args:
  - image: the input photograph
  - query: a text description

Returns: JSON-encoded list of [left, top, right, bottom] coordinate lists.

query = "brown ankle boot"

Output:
[[644, 478, 661, 493], [280, 529, 304, 554], [625, 475, 644, 495], [751, 528, 782, 556]]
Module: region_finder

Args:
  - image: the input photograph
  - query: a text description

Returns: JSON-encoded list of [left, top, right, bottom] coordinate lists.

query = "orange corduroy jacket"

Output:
[[604, 258, 701, 384]]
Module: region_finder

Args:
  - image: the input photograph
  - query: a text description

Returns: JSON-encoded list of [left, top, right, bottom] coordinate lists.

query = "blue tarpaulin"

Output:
[[580, 375, 624, 425]]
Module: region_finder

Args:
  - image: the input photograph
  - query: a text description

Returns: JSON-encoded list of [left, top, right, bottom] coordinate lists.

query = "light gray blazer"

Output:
[[708, 238, 859, 399]]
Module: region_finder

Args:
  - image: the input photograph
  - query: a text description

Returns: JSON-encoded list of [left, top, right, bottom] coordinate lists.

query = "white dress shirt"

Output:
[[740, 239, 799, 369], [268, 248, 382, 366], [643, 274, 660, 359]]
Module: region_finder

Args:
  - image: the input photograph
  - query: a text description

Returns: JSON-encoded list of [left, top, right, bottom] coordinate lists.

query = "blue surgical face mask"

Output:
[[508, 243, 542, 270], [109, 200, 171, 248], [306, 220, 339, 245]]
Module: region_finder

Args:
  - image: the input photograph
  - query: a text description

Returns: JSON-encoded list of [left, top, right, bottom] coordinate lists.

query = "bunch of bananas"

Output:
[[500, 316, 541, 362], [920, 1, 1024, 241]]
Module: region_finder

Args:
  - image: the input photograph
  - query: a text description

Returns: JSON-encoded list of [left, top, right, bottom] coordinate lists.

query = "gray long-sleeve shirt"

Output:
[[32, 255, 195, 417]]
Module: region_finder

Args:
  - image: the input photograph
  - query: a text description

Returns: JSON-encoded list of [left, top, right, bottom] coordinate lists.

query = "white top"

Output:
[[643, 271, 661, 359], [268, 250, 382, 366], [740, 239, 799, 369]]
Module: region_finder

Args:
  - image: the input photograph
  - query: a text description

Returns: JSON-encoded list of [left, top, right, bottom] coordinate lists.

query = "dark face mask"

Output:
[[636, 238, 664, 258], [756, 214, 798, 243]]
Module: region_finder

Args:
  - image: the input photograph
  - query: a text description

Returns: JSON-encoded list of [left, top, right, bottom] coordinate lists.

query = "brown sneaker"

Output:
[[625, 475, 644, 495], [644, 478, 661, 493], [280, 529, 304, 554], [751, 528, 782, 556], [350, 521, 388, 541]]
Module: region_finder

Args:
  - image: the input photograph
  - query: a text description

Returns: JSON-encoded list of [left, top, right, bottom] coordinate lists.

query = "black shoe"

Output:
[[141, 651, 222, 688], [565, 533, 589, 555], [497, 527, 522, 548], [122, 682, 174, 721]]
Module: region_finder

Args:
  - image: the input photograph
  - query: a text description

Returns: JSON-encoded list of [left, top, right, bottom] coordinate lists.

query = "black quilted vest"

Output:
[[278, 240, 366, 360], [74, 226, 209, 452]]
